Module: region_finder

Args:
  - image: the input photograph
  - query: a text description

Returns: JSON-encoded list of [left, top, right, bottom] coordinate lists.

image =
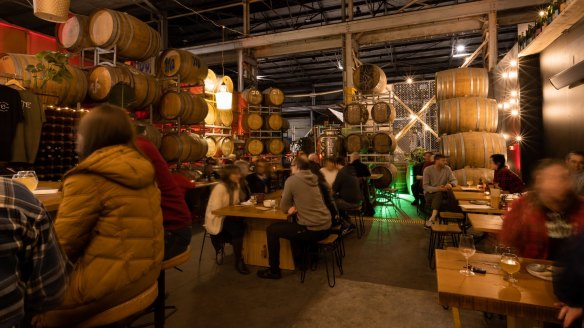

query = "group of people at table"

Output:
[[414, 149, 584, 327], [0, 104, 377, 327], [3, 103, 584, 327]]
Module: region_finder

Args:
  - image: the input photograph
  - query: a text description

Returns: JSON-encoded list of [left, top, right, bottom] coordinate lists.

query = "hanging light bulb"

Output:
[[511, 109, 519, 117], [216, 25, 232, 111], [216, 83, 233, 110]]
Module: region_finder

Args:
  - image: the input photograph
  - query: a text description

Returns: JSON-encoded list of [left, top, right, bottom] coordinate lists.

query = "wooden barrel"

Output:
[[353, 64, 387, 94], [264, 113, 283, 130], [158, 49, 208, 84], [242, 113, 263, 131], [435, 68, 489, 100], [88, 65, 132, 102], [246, 139, 264, 155], [217, 137, 234, 156], [440, 132, 507, 170], [371, 133, 397, 154], [453, 167, 494, 187], [217, 109, 233, 127], [160, 133, 190, 162], [371, 101, 396, 124], [127, 65, 160, 109], [265, 139, 285, 155], [182, 94, 209, 124], [159, 91, 188, 120], [345, 133, 369, 153], [89, 9, 161, 61], [186, 133, 208, 162], [280, 118, 290, 131], [438, 97, 498, 134], [215, 75, 234, 92], [56, 15, 93, 53], [204, 69, 217, 93], [204, 101, 217, 125], [0, 53, 87, 106], [262, 87, 285, 106], [344, 103, 368, 125], [205, 137, 218, 157], [242, 87, 263, 106], [371, 164, 398, 189]]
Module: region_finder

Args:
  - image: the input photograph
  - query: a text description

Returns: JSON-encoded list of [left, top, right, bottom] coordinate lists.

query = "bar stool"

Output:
[[198, 231, 223, 265], [134, 246, 192, 328], [299, 234, 342, 288], [330, 225, 345, 258], [428, 224, 461, 270], [76, 282, 158, 328], [439, 211, 467, 233], [346, 206, 364, 238]]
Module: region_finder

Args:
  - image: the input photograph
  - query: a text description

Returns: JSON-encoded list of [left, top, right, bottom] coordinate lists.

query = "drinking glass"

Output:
[[12, 171, 38, 191], [467, 180, 474, 188], [459, 234, 476, 276], [500, 253, 520, 283]]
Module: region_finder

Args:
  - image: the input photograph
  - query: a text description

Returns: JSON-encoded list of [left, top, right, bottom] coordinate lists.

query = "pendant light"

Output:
[[216, 26, 232, 111]]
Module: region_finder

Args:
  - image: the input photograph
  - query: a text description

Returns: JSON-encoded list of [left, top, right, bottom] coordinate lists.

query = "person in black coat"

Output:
[[246, 159, 271, 194], [554, 233, 584, 328]]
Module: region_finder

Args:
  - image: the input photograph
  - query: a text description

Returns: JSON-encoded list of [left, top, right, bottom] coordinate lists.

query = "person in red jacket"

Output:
[[135, 133, 193, 260], [499, 159, 584, 260]]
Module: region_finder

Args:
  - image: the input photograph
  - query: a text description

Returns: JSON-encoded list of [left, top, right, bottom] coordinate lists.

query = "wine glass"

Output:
[[271, 199, 279, 212], [500, 253, 521, 284], [12, 171, 38, 191], [467, 180, 474, 188], [459, 234, 476, 276]]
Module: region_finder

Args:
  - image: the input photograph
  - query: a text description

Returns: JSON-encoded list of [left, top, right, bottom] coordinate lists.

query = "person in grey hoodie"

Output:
[[257, 157, 331, 279]]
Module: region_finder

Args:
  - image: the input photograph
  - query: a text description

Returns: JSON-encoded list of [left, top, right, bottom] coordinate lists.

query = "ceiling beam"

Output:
[[183, 0, 545, 56], [254, 36, 343, 58]]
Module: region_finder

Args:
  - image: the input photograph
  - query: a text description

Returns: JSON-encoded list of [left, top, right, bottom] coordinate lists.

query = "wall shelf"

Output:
[[519, 0, 584, 57]]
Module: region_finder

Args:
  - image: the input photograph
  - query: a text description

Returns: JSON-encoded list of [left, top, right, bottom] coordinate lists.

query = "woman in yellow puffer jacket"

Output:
[[33, 104, 164, 327]]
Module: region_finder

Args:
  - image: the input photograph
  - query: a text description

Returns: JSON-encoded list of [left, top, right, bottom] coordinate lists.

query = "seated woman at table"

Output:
[[33, 104, 164, 327], [205, 165, 251, 275], [488, 154, 525, 194], [499, 159, 584, 260]]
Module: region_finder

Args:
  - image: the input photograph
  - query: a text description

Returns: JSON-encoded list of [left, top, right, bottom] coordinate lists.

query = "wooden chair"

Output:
[[428, 224, 462, 270], [153, 246, 192, 327], [299, 234, 342, 288], [346, 206, 364, 238], [75, 283, 158, 328], [330, 225, 345, 258], [439, 211, 467, 233]]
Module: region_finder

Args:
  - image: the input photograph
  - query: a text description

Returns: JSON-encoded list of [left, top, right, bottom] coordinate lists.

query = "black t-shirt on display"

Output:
[[0, 85, 24, 161]]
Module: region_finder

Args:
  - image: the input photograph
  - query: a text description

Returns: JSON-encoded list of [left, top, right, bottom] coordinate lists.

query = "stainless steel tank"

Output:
[[317, 127, 345, 161]]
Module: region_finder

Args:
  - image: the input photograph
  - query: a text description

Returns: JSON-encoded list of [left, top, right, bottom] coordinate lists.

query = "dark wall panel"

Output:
[[540, 21, 584, 158]]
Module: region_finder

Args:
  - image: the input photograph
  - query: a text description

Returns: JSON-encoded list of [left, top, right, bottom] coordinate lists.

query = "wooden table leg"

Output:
[[451, 307, 462, 328]]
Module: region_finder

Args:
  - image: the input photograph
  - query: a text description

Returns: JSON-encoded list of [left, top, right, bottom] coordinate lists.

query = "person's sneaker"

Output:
[[341, 224, 355, 236], [424, 219, 435, 230], [215, 247, 224, 265], [236, 259, 251, 275], [257, 268, 281, 279]]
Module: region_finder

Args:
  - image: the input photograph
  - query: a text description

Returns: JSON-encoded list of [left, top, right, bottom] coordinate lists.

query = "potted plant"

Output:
[[25, 51, 72, 90]]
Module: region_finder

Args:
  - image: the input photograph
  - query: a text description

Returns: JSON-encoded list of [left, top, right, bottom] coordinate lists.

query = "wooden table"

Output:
[[467, 213, 503, 233], [213, 205, 294, 270], [35, 181, 62, 213], [436, 249, 559, 328], [453, 191, 490, 201], [194, 181, 219, 189], [458, 200, 506, 215]]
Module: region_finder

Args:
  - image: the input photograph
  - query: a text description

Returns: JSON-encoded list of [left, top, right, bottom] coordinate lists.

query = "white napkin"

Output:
[[33, 189, 59, 195]]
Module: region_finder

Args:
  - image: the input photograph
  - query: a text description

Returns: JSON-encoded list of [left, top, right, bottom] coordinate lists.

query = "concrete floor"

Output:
[[141, 195, 507, 328]]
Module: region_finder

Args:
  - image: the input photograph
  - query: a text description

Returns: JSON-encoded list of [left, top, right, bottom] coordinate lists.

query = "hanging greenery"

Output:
[[25, 51, 72, 89]]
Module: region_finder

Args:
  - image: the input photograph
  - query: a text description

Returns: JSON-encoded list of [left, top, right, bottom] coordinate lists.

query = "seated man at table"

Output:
[[333, 156, 363, 234], [423, 154, 458, 228], [135, 132, 193, 260], [246, 159, 271, 194], [488, 154, 525, 194], [500, 159, 584, 260], [0, 178, 70, 327], [257, 157, 331, 279], [412, 151, 434, 206], [565, 150, 584, 195]]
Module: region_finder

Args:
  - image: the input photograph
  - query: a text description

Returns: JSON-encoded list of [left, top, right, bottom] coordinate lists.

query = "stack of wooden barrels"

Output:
[[241, 86, 288, 156], [436, 67, 506, 185]]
